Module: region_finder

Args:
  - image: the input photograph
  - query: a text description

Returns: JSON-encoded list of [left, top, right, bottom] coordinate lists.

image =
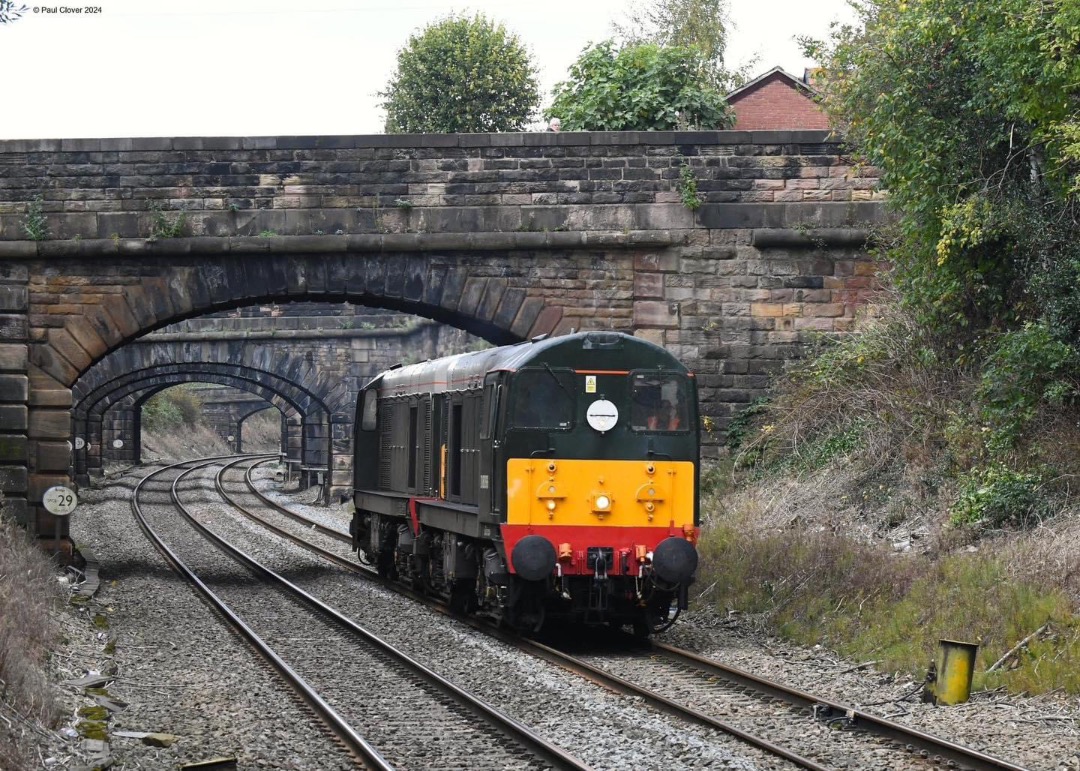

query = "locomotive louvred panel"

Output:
[[377, 401, 392, 489], [391, 400, 411, 491], [461, 393, 481, 504], [421, 398, 433, 495]]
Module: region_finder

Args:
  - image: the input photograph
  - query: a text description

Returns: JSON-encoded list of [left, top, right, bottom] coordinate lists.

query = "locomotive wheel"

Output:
[[448, 579, 476, 615], [376, 549, 395, 579], [507, 580, 546, 633]]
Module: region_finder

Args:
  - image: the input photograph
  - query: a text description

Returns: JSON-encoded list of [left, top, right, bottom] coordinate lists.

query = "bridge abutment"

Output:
[[0, 266, 29, 530]]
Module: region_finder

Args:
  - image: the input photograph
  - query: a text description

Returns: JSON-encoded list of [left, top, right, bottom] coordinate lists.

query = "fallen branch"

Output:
[[987, 623, 1050, 673], [838, 660, 879, 675]]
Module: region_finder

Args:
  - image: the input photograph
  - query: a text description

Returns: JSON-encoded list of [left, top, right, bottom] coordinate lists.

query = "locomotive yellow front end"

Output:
[[505, 457, 697, 577]]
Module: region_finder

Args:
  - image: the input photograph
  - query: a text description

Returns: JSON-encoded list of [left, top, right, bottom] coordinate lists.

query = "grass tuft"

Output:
[[0, 511, 63, 768]]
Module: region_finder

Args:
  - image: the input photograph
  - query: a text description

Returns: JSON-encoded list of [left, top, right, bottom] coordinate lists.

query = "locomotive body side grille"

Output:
[[377, 401, 392, 489]]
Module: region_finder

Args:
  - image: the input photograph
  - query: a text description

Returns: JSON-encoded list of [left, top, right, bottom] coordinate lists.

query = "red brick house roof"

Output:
[[726, 67, 829, 131]]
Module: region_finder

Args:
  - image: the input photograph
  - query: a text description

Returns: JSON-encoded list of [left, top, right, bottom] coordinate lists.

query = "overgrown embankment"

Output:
[[139, 386, 280, 461], [699, 300, 1080, 694], [0, 514, 62, 769]]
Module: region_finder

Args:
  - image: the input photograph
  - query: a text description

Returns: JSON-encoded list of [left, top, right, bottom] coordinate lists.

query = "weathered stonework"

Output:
[[73, 310, 475, 497], [194, 387, 275, 451], [0, 131, 885, 539]]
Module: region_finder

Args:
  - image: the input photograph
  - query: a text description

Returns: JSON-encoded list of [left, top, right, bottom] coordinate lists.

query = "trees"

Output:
[[380, 13, 540, 134], [613, 0, 734, 88], [547, 41, 732, 131], [804, 0, 1080, 343]]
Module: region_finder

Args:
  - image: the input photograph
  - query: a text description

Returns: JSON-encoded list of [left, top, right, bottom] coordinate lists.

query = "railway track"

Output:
[[133, 455, 591, 771], [219, 456, 1033, 771], [534, 637, 1031, 771]]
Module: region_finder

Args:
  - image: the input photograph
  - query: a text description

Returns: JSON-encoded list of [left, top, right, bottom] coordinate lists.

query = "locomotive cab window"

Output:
[[630, 373, 690, 432], [510, 369, 574, 430], [360, 389, 378, 431]]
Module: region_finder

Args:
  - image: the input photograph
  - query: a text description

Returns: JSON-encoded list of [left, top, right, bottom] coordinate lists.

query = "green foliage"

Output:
[[677, 162, 702, 210], [148, 202, 186, 239], [725, 397, 769, 451], [949, 463, 1049, 528], [792, 421, 867, 472], [22, 196, 48, 241], [381, 13, 540, 133], [804, 0, 1080, 345], [613, 0, 741, 89], [976, 323, 1079, 451], [548, 40, 733, 131], [258, 230, 277, 237], [141, 387, 203, 433]]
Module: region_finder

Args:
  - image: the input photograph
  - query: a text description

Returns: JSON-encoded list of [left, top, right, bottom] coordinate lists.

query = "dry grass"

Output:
[[240, 408, 282, 453], [698, 506, 1080, 693], [704, 293, 1080, 694], [141, 424, 232, 463], [0, 511, 62, 770]]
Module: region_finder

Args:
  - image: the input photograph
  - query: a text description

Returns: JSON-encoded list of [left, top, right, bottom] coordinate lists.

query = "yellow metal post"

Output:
[[935, 639, 979, 705]]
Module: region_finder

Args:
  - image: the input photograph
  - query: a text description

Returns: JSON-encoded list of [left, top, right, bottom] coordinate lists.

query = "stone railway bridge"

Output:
[[191, 386, 276, 451], [73, 305, 474, 495], [0, 130, 884, 544]]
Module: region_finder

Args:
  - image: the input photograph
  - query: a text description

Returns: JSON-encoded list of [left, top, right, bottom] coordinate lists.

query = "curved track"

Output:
[[133, 455, 590, 771], [219, 457, 1033, 771]]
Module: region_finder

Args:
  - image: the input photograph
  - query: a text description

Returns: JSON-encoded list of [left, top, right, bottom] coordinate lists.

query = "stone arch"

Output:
[[33, 249, 574, 392], [73, 364, 331, 493], [71, 333, 357, 484], [235, 404, 278, 453], [25, 253, 573, 537], [90, 385, 288, 468]]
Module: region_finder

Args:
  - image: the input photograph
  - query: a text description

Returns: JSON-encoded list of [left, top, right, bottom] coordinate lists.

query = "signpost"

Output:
[[43, 485, 78, 557]]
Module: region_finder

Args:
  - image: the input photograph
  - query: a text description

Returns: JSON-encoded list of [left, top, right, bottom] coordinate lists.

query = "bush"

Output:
[[548, 40, 732, 131], [976, 322, 1079, 453], [949, 464, 1050, 528], [141, 386, 204, 433], [381, 13, 540, 133]]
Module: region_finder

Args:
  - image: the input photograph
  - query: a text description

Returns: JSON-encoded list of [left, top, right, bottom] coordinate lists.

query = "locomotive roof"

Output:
[[371, 331, 688, 395]]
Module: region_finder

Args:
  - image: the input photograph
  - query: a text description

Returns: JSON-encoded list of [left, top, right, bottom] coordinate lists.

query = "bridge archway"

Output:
[[29, 251, 572, 536], [87, 384, 290, 468], [73, 364, 332, 492], [235, 405, 279, 454], [92, 386, 283, 464]]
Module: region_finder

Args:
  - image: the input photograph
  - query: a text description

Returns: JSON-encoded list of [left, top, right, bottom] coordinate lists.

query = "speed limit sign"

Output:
[[43, 486, 78, 517]]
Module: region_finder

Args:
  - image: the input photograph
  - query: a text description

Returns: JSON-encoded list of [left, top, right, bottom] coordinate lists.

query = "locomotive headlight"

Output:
[[594, 494, 611, 511], [546, 500, 556, 511]]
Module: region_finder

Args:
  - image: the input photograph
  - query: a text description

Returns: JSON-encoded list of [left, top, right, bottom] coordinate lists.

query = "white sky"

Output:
[[0, 0, 858, 139]]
